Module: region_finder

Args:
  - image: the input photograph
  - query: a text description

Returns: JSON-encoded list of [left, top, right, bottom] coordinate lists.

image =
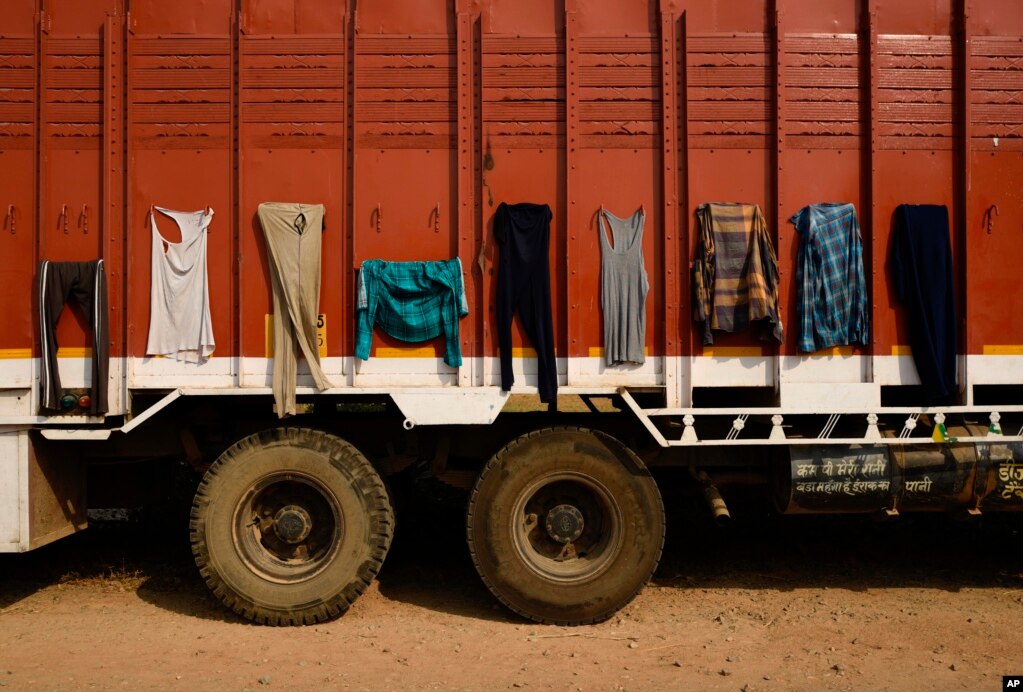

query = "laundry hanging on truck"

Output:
[[598, 206, 649, 366], [37, 259, 108, 415], [258, 202, 333, 418], [691, 202, 783, 345], [494, 202, 558, 406], [8, 0, 1023, 639], [790, 202, 869, 353], [355, 258, 469, 368], [890, 203, 958, 402], [146, 206, 215, 363]]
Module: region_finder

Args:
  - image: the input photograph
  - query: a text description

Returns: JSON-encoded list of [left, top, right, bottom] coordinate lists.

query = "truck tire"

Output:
[[467, 427, 664, 625], [190, 427, 393, 625]]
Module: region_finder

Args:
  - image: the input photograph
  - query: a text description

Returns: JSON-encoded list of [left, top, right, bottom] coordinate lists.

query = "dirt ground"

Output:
[[2, 487, 1023, 691]]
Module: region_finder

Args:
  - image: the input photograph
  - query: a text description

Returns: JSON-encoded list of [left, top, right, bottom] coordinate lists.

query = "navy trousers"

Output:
[[495, 202, 558, 406]]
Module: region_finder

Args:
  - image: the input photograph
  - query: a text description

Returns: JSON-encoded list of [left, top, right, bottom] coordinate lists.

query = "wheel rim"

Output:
[[231, 471, 344, 584], [510, 471, 624, 584]]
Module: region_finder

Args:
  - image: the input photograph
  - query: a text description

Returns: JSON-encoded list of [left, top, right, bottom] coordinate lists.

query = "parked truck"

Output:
[[2, 0, 1022, 627]]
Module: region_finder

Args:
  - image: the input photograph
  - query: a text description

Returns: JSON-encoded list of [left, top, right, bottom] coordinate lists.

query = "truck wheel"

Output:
[[190, 427, 393, 625], [467, 427, 664, 625]]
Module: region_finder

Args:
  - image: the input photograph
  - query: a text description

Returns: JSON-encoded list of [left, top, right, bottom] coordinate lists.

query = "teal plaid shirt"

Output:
[[356, 258, 468, 367], [791, 203, 869, 352]]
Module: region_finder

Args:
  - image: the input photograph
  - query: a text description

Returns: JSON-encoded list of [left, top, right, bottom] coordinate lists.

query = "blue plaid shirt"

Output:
[[791, 203, 869, 352], [356, 258, 468, 367]]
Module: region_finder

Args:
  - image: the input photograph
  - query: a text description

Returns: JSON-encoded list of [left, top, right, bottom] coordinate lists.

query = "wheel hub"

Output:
[[273, 504, 313, 544], [545, 504, 584, 544]]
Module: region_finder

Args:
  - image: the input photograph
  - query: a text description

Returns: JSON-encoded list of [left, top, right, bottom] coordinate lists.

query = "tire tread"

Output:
[[190, 427, 394, 626], [466, 426, 665, 626]]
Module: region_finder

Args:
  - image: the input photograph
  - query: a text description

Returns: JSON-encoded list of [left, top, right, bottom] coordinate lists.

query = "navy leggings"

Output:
[[495, 202, 557, 405]]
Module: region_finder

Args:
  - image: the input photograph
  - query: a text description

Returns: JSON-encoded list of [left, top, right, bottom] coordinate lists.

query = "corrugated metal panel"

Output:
[[1, 0, 1021, 417]]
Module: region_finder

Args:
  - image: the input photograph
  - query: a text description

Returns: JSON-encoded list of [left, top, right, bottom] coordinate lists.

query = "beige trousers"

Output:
[[258, 202, 332, 417]]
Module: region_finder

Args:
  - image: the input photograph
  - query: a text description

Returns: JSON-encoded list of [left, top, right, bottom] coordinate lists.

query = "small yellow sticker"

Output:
[[265, 314, 327, 359]]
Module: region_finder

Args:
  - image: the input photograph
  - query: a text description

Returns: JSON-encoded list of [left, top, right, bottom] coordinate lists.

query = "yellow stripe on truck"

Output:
[[701, 347, 763, 357], [983, 345, 1023, 355], [0, 348, 32, 359], [375, 347, 439, 358]]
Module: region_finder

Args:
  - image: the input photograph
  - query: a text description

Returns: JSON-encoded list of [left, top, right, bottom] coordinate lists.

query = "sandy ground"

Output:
[[2, 487, 1023, 691]]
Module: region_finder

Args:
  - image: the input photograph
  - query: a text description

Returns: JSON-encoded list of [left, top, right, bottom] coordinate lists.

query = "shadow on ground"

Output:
[[3, 476, 1022, 625], [655, 486, 1023, 594]]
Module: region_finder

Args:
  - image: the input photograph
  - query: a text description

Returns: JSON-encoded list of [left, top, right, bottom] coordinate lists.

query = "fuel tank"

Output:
[[776, 440, 1023, 515]]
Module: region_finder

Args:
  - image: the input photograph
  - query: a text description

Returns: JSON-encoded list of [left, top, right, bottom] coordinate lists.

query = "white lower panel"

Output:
[[0, 429, 87, 552], [873, 355, 921, 386], [0, 431, 27, 550], [690, 356, 772, 387], [778, 356, 875, 408], [0, 358, 33, 388], [391, 388, 509, 426], [353, 357, 457, 386], [0, 389, 31, 417], [688, 354, 961, 403], [0, 357, 125, 417], [566, 356, 662, 387], [967, 355, 1023, 385], [483, 356, 568, 390], [0, 360, 33, 417], [130, 355, 235, 387], [779, 382, 880, 410], [780, 354, 869, 383], [239, 357, 346, 388], [6, 353, 1020, 427], [53, 357, 92, 389]]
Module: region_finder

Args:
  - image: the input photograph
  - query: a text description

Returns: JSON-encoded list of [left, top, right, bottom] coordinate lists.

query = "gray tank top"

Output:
[[599, 207, 649, 365]]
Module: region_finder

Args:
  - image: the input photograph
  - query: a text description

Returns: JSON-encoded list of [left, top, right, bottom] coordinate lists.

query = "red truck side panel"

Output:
[[40, 1, 122, 360], [239, 8, 346, 365], [566, 2, 663, 363], [479, 4, 568, 375], [870, 0, 958, 372], [127, 0, 235, 372], [0, 3, 37, 357], [966, 0, 1023, 360], [2, 0, 1022, 414]]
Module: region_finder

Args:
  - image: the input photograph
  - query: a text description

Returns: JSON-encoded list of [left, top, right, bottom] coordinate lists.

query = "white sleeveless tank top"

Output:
[[146, 207, 215, 362]]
